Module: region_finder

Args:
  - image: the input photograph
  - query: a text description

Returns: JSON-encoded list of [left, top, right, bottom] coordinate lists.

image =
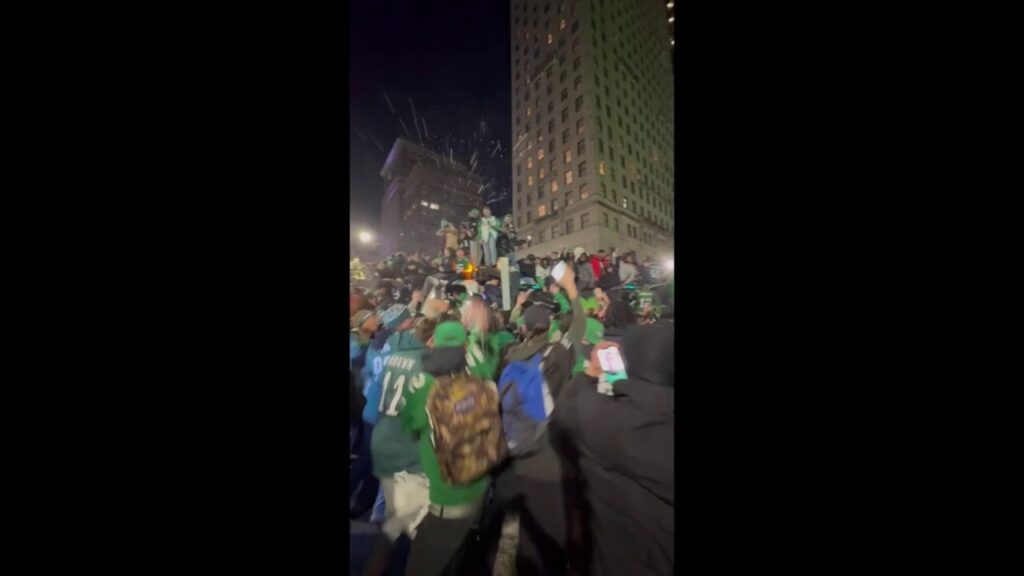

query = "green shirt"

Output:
[[399, 372, 489, 506]]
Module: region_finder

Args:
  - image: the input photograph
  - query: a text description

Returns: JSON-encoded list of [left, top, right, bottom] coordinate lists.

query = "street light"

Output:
[[358, 231, 372, 244]]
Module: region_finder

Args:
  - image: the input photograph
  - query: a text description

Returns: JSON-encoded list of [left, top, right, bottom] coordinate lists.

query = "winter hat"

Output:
[[351, 309, 376, 330], [573, 246, 585, 259], [433, 321, 467, 349], [581, 296, 600, 314], [523, 305, 553, 331], [381, 304, 411, 331]]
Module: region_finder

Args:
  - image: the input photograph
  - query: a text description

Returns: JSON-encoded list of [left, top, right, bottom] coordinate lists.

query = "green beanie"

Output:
[[433, 321, 467, 349]]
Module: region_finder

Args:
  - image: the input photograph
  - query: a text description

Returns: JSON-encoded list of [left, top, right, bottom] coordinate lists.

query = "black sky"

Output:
[[349, 0, 512, 231]]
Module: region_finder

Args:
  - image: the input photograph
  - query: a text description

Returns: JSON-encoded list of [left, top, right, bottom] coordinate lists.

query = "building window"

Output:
[[551, 198, 558, 213], [602, 212, 609, 227], [565, 170, 573, 185], [538, 230, 546, 243], [578, 139, 586, 154], [560, 18, 566, 30], [551, 180, 559, 193], [547, 33, 553, 44], [518, 215, 523, 228], [600, 182, 607, 197], [527, 158, 533, 170], [517, 198, 522, 211], [598, 161, 606, 175], [538, 148, 544, 160], [578, 161, 588, 177], [576, 118, 585, 134], [539, 167, 546, 179], [516, 164, 522, 175], [566, 190, 577, 206], [551, 225, 560, 239], [429, 203, 439, 210], [548, 119, 555, 133], [549, 139, 555, 153], [527, 192, 532, 204], [527, 105, 532, 117], [574, 76, 582, 89], [561, 88, 568, 102], [613, 217, 619, 231], [562, 129, 569, 144], [566, 218, 574, 234], [575, 95, 583, 112], [580, 183, 589, 199], [598, 138, 604, 153], [564, 149, 572, 163], [581, 212, 591, 228], [573, 37, 581, 54], [573, 56, 581, 71], [527, 210, 532, 223], [538, 205, 547, 218], [528, 175, 534, 186]]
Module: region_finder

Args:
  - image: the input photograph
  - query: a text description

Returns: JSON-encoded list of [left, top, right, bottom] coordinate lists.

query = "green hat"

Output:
[[433, 321, 467, 349], [584, 318, 604, 344], [581, 296, 600, 313]]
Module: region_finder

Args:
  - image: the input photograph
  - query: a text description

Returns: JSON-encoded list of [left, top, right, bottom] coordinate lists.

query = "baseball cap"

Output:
[[523, 305, 553, 331]]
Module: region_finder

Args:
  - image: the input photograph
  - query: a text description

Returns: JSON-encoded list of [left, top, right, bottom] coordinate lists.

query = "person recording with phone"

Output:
[[552, 323, 675, 576]]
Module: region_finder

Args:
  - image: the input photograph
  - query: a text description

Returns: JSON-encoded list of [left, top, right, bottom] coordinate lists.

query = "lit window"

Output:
[[560, 19, 566, 30], [538, 148, 544, 160], [548, 33, 553, 44], [576, 118, 585, 134], [539, 167, 546, 179], [527, 106, 532, 117], [430, 203, 440, 210], [528, 158, 534, 169], [528, 175, 534, 186], [599, 161, 606, 175], [580, 184, 589, 200], [551, 180, 559, 193], [420, 200, 429, 207], [622, 197, 628, 210], [538, 205, 547, 217], [565, 170, 573, 185], [564, 150, 572, 163]]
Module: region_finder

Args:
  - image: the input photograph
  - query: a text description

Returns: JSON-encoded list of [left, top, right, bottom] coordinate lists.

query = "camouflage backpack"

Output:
[[426, 373, 506, 485]]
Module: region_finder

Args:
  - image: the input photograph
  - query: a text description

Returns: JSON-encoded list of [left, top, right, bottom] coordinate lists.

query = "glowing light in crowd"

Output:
[[664, 258, 674, 271], [359, 231, 373, 244], [668, 16, 674, 22]]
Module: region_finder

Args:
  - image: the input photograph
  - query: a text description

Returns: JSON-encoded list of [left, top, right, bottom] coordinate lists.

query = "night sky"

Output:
[[349, 0, 512, 232]]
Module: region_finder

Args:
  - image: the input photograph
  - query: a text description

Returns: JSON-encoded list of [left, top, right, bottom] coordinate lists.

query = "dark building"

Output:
[[379, 138, 486, 257]]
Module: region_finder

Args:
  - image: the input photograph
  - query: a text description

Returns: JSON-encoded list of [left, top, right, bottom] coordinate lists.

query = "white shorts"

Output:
[[379, 471, 430, 541]]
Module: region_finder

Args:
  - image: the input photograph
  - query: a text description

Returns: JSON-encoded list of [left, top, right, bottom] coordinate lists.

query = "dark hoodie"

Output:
[[499, 294, 585, 482], [552, 323, 674, 576]]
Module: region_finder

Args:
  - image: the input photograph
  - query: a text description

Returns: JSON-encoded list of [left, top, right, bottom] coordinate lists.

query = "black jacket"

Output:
[[553, 323, 674, 576]]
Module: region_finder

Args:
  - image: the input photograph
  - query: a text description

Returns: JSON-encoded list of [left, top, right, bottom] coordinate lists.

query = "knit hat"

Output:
[[351, 309, 376, 330], [573, 247, 585, 259], [381, 304, 411, 331], [584, 318, 605, 344], [433, 321, 467, 349]]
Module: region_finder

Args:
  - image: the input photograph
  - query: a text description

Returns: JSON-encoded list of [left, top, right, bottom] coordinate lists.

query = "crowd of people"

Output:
[[349, 209, 675, 576]]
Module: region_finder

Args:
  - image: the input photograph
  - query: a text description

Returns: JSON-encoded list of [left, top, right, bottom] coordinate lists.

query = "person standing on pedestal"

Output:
[[479, 206, 500, 267], [466, 209, 482, 266]]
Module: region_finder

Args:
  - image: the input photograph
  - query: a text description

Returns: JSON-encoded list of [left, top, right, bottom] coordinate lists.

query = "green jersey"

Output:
[[400, 372, 489, 506], [370, 331, 426, 478]]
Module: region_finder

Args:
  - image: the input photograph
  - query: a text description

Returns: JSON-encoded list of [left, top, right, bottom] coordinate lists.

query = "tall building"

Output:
[[510, 0, 674, 262], [379, 138, 485, 257]]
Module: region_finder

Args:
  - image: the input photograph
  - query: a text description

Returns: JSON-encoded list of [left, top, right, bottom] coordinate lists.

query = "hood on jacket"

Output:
[[622, 323, 673, 388], [422, 346, 467, 376]]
